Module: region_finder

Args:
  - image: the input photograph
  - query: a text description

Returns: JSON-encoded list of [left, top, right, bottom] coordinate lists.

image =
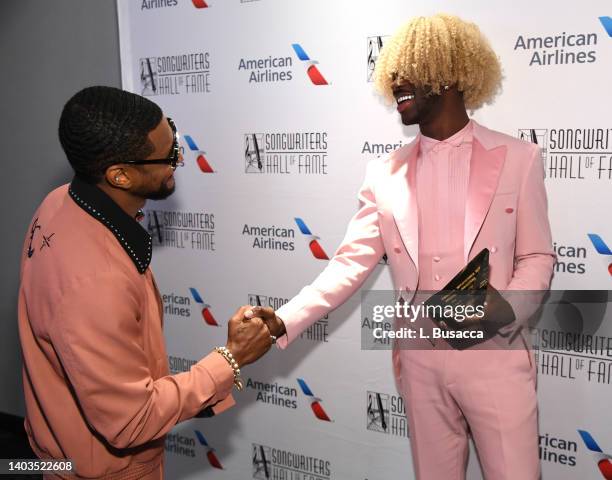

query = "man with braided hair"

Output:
[[253, 14, 554, 479], [18, 86, 273, 479]]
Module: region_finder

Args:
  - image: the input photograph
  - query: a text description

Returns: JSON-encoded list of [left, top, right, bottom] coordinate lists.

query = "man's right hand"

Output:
[[244, 306, 286, 338], [225, 305, 272, 367]]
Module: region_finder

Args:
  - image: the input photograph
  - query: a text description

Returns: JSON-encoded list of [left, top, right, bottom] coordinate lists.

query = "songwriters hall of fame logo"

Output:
[[146, 209, 215, 251], [252, 443, 331, 480], [139, 53, 211, 96], [518, 127, 612, 182], [367, 35, 389, 82], [248, 294, 329, 342], [518, 129, 548, 175], [252, 444, 272, 479], [366, 391, 409, 438], [244, 132, 328, 175], [245, 134, 265, 173]]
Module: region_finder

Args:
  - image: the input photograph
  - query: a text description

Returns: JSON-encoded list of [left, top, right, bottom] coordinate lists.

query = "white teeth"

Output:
[[396, 94, 415, 104]]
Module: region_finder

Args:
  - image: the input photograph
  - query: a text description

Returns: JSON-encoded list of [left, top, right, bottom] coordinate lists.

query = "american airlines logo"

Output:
[[297, 378, 332, 422], [183, 135, 214, 173], [195, 431, 222, 469], [295, 218, 329, 260], [291, 44, 329, 85], [189, 288, 220, 326], [578, 429, 612, 479], [588, 234, 612, 276]]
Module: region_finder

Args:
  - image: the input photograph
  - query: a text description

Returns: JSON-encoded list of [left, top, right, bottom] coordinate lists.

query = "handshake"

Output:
[[223, 306, 287, 367]]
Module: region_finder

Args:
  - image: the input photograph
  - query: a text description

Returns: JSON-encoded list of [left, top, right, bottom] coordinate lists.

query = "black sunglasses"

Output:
[[123, 117, 184, 170]]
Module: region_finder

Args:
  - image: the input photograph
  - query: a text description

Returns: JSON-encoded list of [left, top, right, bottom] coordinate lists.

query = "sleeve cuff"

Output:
[[212, 394, 236, 414], [198, 351, 235, 402], [275, 333, 289, 349]]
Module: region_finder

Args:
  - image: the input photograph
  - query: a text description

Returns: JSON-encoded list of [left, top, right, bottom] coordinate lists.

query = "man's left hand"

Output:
[[440, 285, 515, 334]]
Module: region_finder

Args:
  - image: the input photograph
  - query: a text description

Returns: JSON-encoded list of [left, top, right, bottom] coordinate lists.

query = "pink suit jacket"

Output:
[[276, 121, 555, 368]]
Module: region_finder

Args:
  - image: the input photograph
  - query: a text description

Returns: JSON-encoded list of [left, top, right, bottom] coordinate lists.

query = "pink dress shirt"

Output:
[[417, 120, 473, 291]]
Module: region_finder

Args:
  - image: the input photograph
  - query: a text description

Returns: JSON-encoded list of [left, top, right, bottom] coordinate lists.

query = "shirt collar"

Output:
[[69, 176, 152, 274], [419, 119, 474, 155]]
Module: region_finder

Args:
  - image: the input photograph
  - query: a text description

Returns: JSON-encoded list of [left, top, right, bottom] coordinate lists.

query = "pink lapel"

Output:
[[391, 141, 420, 270], [463, 138, 507, 260]]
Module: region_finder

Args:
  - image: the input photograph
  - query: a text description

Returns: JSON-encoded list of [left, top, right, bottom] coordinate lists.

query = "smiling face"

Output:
[[392, 80, 445, 127]]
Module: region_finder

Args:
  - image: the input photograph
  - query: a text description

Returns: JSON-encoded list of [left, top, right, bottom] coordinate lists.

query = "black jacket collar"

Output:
[[69, 176, 152, 274]]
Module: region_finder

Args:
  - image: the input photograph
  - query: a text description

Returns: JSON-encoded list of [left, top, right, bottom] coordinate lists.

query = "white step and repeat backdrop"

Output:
[[117, 1, 612, 478]]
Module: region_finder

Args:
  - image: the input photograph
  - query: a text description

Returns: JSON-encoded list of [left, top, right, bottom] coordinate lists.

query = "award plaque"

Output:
[[424, 248, 490, 330]]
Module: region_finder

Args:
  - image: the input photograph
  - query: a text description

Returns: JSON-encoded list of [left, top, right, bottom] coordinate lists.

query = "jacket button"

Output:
[[394, 247, 401, 254], [505, 207, 514, 213], [491, 246, 498, 253], [433, 256, 441, 262], [434, 274, 441, 281]]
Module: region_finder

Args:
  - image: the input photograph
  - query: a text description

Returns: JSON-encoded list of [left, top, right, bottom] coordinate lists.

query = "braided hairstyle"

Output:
[[59, 86, 163, 183]]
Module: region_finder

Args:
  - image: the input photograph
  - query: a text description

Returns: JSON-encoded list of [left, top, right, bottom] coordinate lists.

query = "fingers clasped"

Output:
[[238, 305, 277, 346]]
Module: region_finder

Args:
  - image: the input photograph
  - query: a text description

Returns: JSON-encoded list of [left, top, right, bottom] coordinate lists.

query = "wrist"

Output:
[[273, 315, 287, 337], [214, 346, 244, 391], [225, 343, 246, 367]]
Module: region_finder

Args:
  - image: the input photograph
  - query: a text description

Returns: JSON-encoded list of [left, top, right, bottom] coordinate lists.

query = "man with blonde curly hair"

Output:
[[252, 13, 554, 479]]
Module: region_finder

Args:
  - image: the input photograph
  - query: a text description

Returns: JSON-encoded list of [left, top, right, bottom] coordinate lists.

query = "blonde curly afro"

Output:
[[374, 14, 502, 110]]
